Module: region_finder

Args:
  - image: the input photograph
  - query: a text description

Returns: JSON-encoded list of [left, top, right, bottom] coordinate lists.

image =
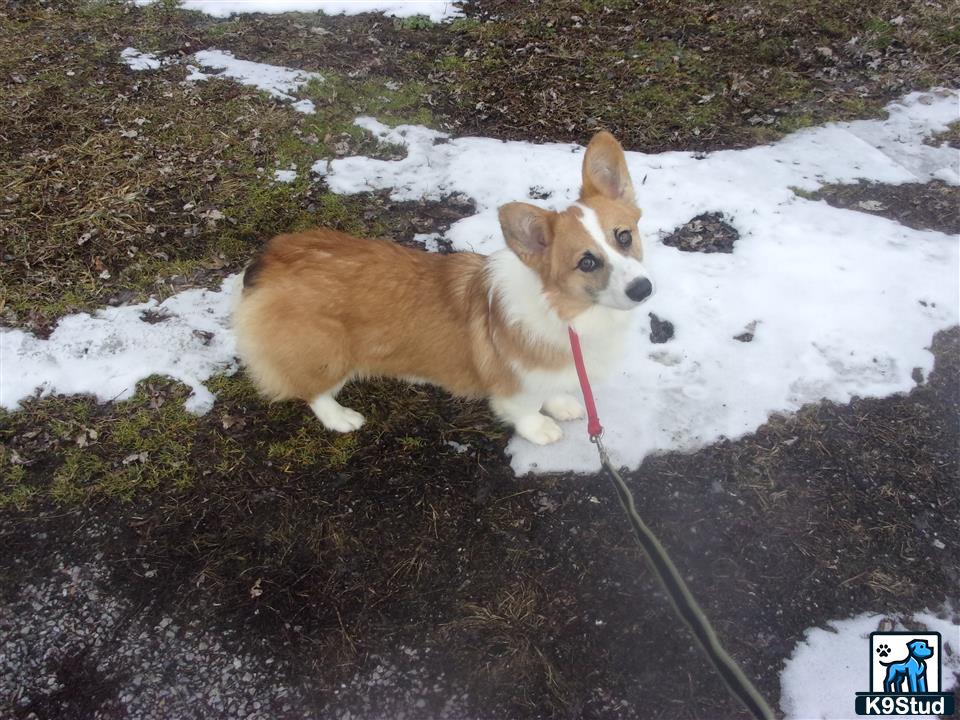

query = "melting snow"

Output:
[[190, 49, 322, 111], [780, 609, 960, 719], [133, 0, 462, 22], [2, 90, 958, 478], [291, 98, 316, 114], [273, 169, 298, 183], [1, 278, 240, 414], [119, 47, 322, 113], [323, 89, 960, 474], [120, 47, 162, 71]]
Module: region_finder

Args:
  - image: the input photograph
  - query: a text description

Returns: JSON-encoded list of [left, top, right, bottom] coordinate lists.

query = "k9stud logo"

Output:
[[855, 631, 956, 716]]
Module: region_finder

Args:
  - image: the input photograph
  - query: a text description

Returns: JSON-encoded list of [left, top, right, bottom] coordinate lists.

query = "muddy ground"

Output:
[[1, 1, 959, 719]]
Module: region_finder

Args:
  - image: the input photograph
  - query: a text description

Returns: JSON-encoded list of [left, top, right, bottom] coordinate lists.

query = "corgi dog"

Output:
[[233, 131, 653, 445]]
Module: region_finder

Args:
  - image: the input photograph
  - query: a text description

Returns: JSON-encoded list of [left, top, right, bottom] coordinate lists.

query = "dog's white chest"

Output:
[[516, 307, 631, 395]]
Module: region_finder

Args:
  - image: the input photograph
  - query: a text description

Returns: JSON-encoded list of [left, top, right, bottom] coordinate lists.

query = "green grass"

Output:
[[424, 0, 958, 152], [266, 426, 359, 471], [0, 377, 502, 513], [0, 372, 498, 510], [0, 1, 435, 326], [0, 464, 35, 510], [0, 380, 195, 503], [864, 17, 896, 49]]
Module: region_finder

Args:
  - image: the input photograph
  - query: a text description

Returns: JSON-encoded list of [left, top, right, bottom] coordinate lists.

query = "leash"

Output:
[[567, 327, 775, 720]]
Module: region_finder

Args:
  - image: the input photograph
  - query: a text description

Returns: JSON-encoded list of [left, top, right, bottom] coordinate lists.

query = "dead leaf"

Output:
[[250, 578, 263, 598], [221, 413, 244, 430]]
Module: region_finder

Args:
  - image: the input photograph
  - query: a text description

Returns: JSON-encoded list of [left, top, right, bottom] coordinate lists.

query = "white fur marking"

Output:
[[575, 203, 653, 310], [487, 246, 634, 400], [490, 393, 564, 445], [310, 392, 365, 432], [485, 232, 638, 434], [575, 202, 608, 247], [542, 394, 586, 421], [515, 413, 564, 445], [486, 250, 568, 347]]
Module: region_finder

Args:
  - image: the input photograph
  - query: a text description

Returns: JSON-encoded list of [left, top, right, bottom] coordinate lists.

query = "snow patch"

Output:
[[119, 47, 321, 115], [780, 609, 960, 719], [291, 98, 316, 114], [273, 169, 298, 183], [2, 90, 958, 478], [323, 89, 960, 474], [120, 47, 162, 71], [133, 0, 462, 22], [0, 277, 241, 414], [190, 49, 322, 109], [416, 232, 443, 252]]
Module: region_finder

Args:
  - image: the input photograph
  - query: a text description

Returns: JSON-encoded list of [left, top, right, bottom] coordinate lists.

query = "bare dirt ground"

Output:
[[1, 1, 958, 719]]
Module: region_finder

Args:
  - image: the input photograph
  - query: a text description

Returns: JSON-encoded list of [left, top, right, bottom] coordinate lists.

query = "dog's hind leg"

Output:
[[883, 668, 898, 693], [310, 381, 365, 433]]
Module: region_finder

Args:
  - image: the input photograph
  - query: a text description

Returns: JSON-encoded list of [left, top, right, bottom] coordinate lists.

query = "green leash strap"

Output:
[[595, 439, 775, 720]]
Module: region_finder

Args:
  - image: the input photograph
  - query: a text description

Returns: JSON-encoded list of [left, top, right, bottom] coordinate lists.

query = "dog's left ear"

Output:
[[580, 131, 636, 206]]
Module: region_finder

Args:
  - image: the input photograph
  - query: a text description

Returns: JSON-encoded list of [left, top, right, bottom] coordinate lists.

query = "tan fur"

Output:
[[580, 130, 637, 205], [233, 130, 647, 441], [233, 228, 560, 402]]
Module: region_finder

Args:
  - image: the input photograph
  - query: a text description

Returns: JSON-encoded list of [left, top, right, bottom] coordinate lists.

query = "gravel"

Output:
[[0, 522, 479, 719], [0, 522, 307, 720]]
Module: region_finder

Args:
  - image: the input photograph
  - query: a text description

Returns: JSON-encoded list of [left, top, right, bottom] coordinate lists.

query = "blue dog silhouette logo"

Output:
[[855, 630, 956, 716], [879, 638, 934, 694]]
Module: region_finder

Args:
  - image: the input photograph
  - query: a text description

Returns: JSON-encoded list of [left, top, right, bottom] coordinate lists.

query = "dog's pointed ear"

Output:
[[580, 131, 636, 205], [498, 202, 553, 260]]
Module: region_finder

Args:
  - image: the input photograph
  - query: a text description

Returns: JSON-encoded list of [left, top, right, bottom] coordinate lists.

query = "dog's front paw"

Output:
[[542, 394, 586, 422], [312, 400, 366, 433], [516, 413, 563, 445]]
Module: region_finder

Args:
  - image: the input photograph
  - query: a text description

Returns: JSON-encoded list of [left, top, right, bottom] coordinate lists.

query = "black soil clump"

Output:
[[802, 181, 960, 236], [361, 192, 477, 249], [649, 313, 675, 343], [662, 212, 739, 253]]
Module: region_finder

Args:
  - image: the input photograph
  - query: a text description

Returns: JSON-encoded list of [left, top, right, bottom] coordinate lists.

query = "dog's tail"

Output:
[[241, 253, 265, 292]]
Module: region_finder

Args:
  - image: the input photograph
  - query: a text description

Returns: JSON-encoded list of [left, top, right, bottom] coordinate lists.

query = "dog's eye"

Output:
[[615, 229, 633, 248], [577, 254, 601, 272]]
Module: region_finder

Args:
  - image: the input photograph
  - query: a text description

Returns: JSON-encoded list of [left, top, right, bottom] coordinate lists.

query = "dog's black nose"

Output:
[[626, 277, 653, 302]]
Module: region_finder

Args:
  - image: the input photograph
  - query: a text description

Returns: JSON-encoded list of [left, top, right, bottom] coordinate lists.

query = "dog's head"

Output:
[[498, 131, 652, 319], [907, 639, 934, 660]]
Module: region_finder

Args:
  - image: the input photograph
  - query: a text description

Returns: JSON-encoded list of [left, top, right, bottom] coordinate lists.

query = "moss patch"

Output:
[[2, 380, 203, 504], [0, 373, 503, 511]]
